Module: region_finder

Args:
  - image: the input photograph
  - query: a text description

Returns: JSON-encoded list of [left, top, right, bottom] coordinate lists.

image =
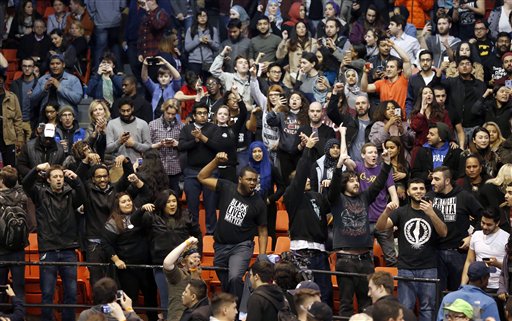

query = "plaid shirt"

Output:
[[149, 117, 183, 175], [137, 7, 170, 58]]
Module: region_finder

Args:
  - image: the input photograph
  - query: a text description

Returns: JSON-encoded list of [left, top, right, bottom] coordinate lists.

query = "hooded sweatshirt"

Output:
[[246, 284, 285, 321], [423, 141, 450, 169], [429, 185, 484, 249]]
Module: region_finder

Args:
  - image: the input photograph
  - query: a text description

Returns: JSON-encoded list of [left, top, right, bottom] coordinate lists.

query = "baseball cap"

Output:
[[288, 281, 321, 295], [467, 261, 497, 281], [443, 299, 474, 318]]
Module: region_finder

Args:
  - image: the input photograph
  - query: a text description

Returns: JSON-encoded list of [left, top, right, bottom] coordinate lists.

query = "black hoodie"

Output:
[[428, 185, 484, 249], [246, 284, 285, 321]]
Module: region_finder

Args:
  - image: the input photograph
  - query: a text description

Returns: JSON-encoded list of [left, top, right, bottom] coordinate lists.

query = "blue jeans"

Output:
[[295, 250, 333, 307], [214, 240, 254, 300], [153, 268, 168, 319], [40, 250, 77, 321], [92, 26, 122, 72], [335, 253, 374, 317], [398, 268, 437, 321], [0, 250, 25, 301], [438, 249, 466, 291], [183, 167, 218, 234]]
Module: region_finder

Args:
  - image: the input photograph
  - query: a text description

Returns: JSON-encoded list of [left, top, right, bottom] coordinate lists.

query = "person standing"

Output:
[[198, 152, 267, 302], [0, 73, 23, 166], [22, 163, 86, 321], [376, 179, 448, 321]]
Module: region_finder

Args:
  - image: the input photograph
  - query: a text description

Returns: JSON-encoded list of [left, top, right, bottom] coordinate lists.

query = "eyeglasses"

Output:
[[446, 314, 468, 320], [269, 70, 282, 74]]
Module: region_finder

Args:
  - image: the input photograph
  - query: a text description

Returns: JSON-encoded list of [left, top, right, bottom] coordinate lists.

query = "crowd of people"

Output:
[[4, 0, 512, 321]]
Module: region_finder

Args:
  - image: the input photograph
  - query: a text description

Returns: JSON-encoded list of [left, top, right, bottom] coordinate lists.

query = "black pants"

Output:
[[0, 143, 15, 167], [117, 266, 158, 321]]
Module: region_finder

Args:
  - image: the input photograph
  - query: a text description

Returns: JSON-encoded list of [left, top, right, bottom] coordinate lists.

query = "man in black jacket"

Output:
[[22, 163, 86, 321], [179, 103, 220, 234], [180, 279, 210, 321], [327, 86, 372, 163], [284, 133, 332, 306], [429, 166, 484, 292], [412, 122, 461, 185], [246, 260, 284, 321]]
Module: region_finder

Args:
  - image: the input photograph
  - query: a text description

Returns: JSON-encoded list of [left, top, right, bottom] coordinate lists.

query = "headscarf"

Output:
[[265, 0, 283, 29], [323, 138, 340, 169], [283, 2, 302, 27], [230, 5, 250, 24], [249, 141, 272, 197], [343, 68, 367, 110]]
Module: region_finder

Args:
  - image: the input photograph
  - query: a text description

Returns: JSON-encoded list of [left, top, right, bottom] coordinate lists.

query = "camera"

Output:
[[101, 305, 112, 314], [146, 57, 160, 65]]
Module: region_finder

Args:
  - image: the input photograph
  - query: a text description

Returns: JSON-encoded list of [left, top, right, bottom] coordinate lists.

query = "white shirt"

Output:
[[470, 228, 509, 289], [499, 6, 512, 34], [391, 32, 420, 65]]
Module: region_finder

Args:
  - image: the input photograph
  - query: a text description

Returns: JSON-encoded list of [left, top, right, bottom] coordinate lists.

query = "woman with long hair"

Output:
[[369, 100, 414, 155], [85, 99, 110, 161], [6, 0, 41, 46], [38, 105, 59, 131], [456, 153, 490, 200], [410, 86, 453, 147], [212, 87, 248, 182], [445, 41, 484, 81], [249, 69, 284, 163], [48, 28, 77, 74], [460, 127, 499, 178], [485, 121, 507, 152], [349, 5, 384, 45], [67, 20, 88, 77], [248, 141, 285, 247], [277, 21, 318, 88], [134, 149, 170, 203], [102, 192, 158, 321], [364, 28, 380, 58], [184, 9, 220, 80], [474, 85, 512, 139], [131, 189, 202, 321], [479, 164, 512, 222], [385, 136, 410, 204], [267, 91, 309, 183]]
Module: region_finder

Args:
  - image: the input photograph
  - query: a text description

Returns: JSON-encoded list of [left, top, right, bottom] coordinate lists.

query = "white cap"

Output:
[[43, 123, 56, 138]]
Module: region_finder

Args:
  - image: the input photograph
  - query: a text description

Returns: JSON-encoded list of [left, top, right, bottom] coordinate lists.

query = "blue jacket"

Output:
[[86, 73, 123, 101], [31, 71, 83, 114], [436, 285, 500, 321], [55, 123, 87, 146]]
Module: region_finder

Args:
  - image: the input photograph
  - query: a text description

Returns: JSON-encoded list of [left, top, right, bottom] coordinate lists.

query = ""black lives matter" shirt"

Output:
[[213, 179, 267, 245]]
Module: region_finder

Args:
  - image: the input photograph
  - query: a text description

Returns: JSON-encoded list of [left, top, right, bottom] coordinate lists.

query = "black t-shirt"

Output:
[[429, 187, 483, 249], [389, 205, 444, 269], [214, 179, 267, 244]]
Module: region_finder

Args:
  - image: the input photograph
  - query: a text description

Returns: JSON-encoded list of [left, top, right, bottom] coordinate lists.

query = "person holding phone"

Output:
[[376, 179, 447, 321]]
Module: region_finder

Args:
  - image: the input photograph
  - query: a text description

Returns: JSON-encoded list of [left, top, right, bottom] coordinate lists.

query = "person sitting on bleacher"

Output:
[[77, 277, 143, 321]]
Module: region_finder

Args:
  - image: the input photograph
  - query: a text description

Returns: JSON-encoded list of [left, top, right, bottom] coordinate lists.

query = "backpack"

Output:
[[0, 192, 29, 251], [255, 291, 298, 321]]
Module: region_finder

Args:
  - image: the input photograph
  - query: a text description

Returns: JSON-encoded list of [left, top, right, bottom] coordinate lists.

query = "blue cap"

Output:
[[468, 261, 497, 281]]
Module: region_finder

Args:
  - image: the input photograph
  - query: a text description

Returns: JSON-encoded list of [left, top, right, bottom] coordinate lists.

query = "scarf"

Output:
[[248, 141, 272, 197]]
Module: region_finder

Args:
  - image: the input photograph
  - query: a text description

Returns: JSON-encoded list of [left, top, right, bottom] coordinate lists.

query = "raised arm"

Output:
[[376, 202, 398, 231], [389, 39, 411, 78], [197, 152, 227, 191], [163, 237, 199, 270], [361, 63, 376, 93]]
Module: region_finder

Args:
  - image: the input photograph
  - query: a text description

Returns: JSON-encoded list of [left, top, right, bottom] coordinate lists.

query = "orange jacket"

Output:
[[395, 0, 434, 29]]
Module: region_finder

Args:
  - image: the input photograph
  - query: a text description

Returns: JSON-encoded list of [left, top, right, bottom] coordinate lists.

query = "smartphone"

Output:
[[123, 132, 130, 136], [137, 158, 143, 166], [443, 56, 450, 63], [101, 305, 112, 314], [0, 285, 8, 294], [376, 65, 385, 72], [116, 290, 123, 300], [506, 80, 512, 88], [146, 57, 159, 65], [482, 258, 491, 262], [38, 122, 45, 131], [394, 108, 401, 117], [421, 196, 431, 202]]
